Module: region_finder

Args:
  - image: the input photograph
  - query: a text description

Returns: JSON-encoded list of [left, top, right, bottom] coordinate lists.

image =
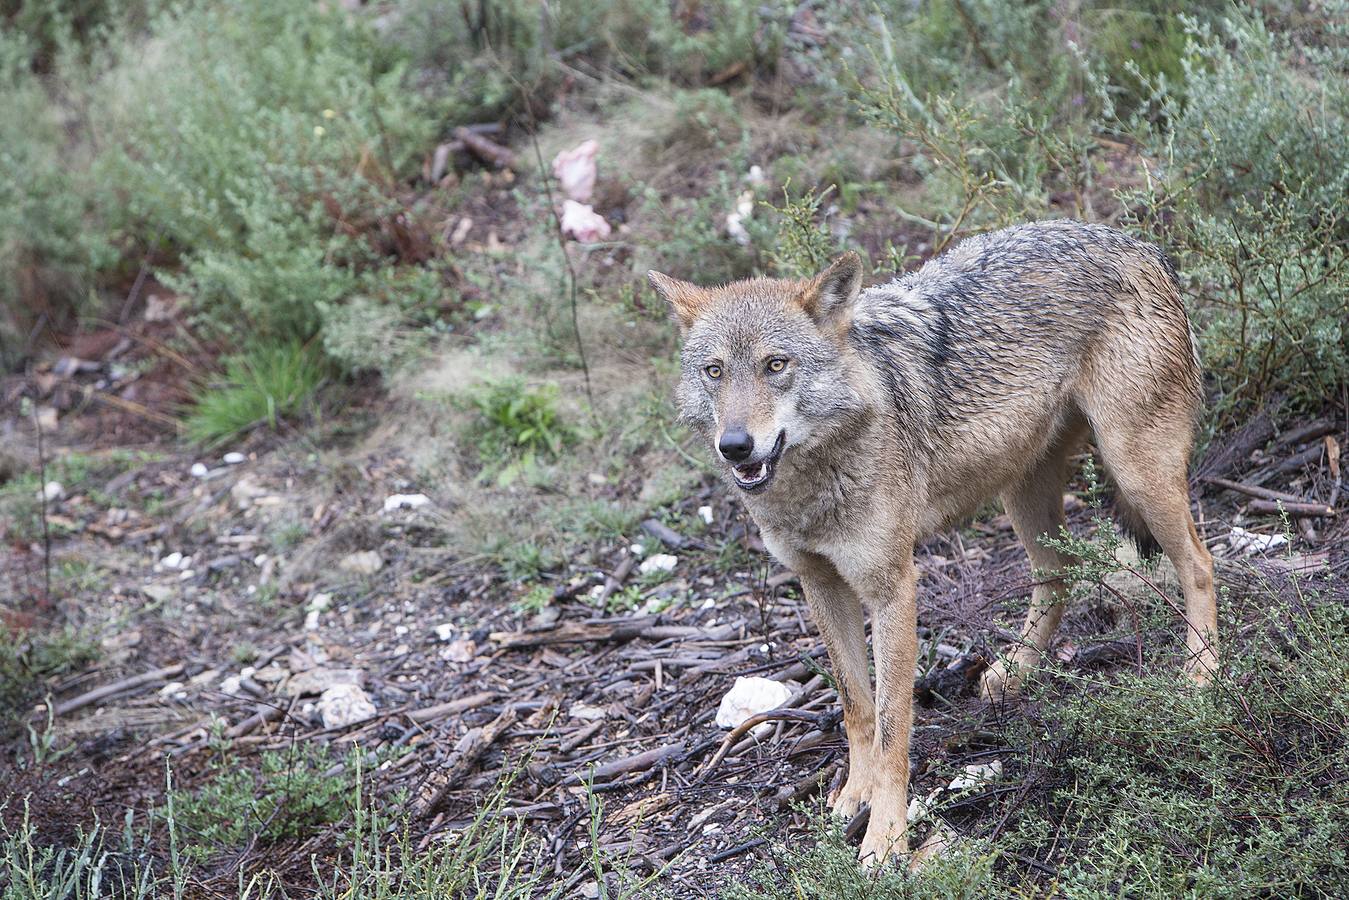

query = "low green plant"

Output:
[[723, 802, 997, 899], [0, 626, 98, 738], [1124, 11, 1349, 423], [163, 745, 357, 862], [465, 378, 578, 482], [183, 342, 328, 447]]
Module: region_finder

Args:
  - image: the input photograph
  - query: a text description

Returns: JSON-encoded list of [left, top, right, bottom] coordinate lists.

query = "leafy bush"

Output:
[[390, 0, 793, 126], [183, 342, 328, 447], [1125, 13, 1349, 422], [90, 0, 439, 355], [164, 745, 356, 861], [0, 31, 115, 370]]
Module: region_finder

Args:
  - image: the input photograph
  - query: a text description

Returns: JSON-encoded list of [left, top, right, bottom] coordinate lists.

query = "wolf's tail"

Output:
[[1113, 493, 1162, 559]]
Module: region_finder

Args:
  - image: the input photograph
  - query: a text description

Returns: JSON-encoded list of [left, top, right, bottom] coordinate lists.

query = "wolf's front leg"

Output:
[[793, 554, 878, 818], [857, 558, 918, 867]]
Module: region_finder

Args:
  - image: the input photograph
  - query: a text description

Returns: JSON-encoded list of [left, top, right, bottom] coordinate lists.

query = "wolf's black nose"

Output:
[[718, 430, 754, 462]]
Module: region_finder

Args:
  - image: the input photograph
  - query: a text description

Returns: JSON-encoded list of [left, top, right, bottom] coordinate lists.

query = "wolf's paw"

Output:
[[829, 773, 873, 820], [979, 659, 1024, 702], [857, 810, 907, 869]]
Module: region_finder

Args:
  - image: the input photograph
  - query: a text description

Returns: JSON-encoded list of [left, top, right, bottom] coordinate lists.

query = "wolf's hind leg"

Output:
[[1094, 425, 1218, 682], [791, 553, 878, 819], [981, 442, 1078, 701]]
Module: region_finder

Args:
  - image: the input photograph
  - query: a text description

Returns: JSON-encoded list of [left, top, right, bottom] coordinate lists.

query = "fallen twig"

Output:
[[53, 663, 186, 716]]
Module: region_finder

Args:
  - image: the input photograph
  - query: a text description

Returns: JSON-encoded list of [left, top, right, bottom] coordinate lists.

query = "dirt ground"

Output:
[[2, 316, 1346, 896]]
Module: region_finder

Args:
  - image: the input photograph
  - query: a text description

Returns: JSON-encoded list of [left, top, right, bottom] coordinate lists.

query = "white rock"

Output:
[[638, 553, 678, 576], [701, 598, 716, 610], [559, 199, 611, 242], [158, 681, 186, 698], [190, 462, 209, 478], [746, 164, 767, 188], [160, 551, 184, 570], [552, 139, 599, 203], [629, 542, 645, 557], [285, 667, 364, 697], [318, 683, 376, 729], [303, 609, 321, 631], [308, 592, 332, 613], [442, 638, 475, 662], [1228, 526, 1289, 556], [41, 481, 64, 502], [223, 452, 246, 465], [948, 759, 1003, 793], [219, 675, 244, 696], [725, 189, 756, 246], [698, 505, 714, 525], [383, 493, 431, 512], [569, 702, 607, 721], [339, 550, 383, 575], [434, 623, 455, 642], [715, 676, 792, 729], [588, 584, 606, 600]]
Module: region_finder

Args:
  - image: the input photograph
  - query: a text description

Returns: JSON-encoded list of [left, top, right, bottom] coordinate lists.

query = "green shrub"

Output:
[[164, 745, 356, 862], [390, 0, 792, 125], [0, 31, 115, 369], [88, 0, 439, 356], [1124, 12, 1349, 422], [183, 341, 328, 447]]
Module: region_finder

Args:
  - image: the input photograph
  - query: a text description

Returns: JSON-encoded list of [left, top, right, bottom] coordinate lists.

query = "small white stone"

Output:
[[223, 452, 246, 465], [638, 553, 677, 576], [701, 598, 716, 610], [158, 681, 185, 697], [308, 592, 332, 612], [434, 623, 455, 642], [569, 702, 607, 721], [588, 584, 605, 600], [304, 609, 321, 631], [383, 493, 431, 512], [219, 675, 243, 696], [629, 542, 645, 558], [160, 551, 184, 570], [698, 505, 714, 525], [339, 550, 383, 575], [178, 569, 195, 581], [714, 676, 792, 729], [190, 462, 209, 478], [318, 685, 377, 728], [395, 625, 409, 636], [948, 760, 1003, 793], [42, 481, 64, 502]]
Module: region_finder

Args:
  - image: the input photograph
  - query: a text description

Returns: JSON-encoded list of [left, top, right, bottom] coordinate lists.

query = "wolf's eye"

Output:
[[704, 364, 722, 379], [766, 357, 788, 373]]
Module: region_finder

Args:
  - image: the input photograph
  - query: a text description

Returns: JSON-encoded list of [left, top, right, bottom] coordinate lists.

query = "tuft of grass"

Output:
[[465, 377, 579, 485], [184, 342, 328, 447]]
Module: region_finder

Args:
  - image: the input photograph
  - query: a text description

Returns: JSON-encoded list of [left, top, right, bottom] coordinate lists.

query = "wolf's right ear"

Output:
[[799, 251, 863, 328], [647, 271, 710, 331]]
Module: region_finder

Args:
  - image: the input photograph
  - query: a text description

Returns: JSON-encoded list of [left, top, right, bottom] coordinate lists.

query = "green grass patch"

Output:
[[183, 342, 328, 447]]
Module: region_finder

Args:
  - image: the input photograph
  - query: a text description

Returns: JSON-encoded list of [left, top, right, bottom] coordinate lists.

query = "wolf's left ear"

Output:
[[648, 271, 710, 332], [799, 251, 863, 327]]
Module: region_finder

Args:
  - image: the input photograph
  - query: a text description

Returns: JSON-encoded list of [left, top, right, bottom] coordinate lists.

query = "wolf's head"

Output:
[[648, 253, 870, 494]]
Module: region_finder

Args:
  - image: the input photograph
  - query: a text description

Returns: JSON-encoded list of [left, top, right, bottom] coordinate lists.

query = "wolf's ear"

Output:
[[799, 251, 863, 328], [647, 271, 710, 331]]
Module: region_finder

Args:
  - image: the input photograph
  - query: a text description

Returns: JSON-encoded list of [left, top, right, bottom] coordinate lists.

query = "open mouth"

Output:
[[732, 431, 786, 493]]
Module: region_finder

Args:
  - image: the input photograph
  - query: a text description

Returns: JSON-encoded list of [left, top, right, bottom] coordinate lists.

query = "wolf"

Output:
[[649, 219, 1217, 865]]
